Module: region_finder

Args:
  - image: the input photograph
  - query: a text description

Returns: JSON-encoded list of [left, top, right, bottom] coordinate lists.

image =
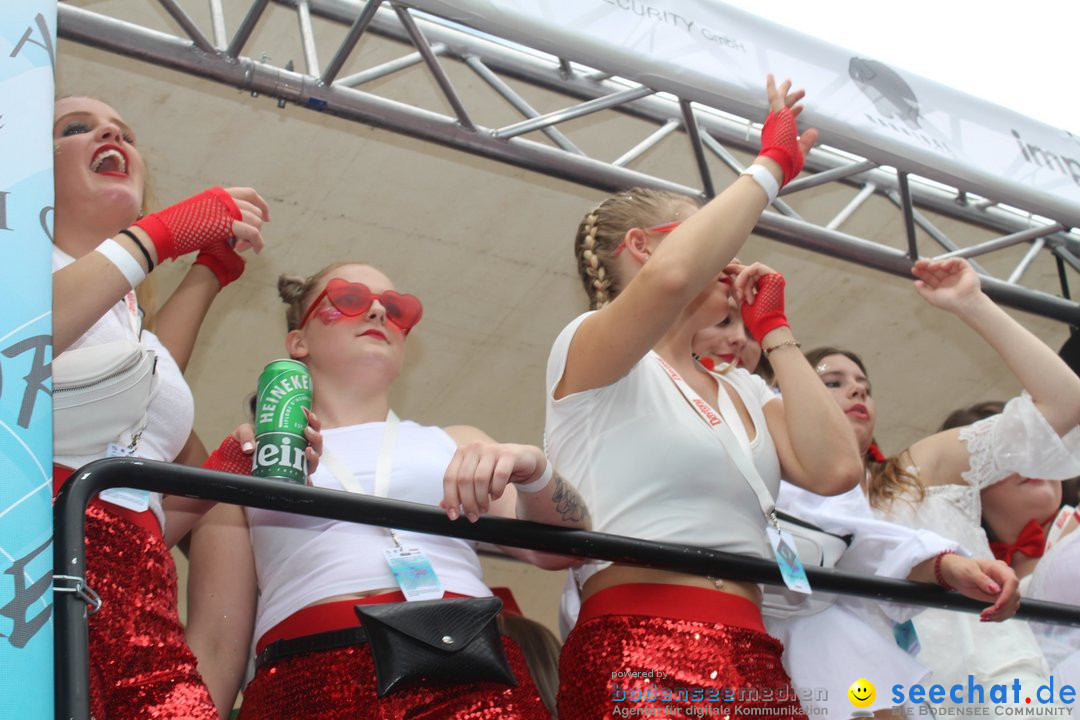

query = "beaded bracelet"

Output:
[[762, 339, 801, 357], [934, 550, 957, 591]]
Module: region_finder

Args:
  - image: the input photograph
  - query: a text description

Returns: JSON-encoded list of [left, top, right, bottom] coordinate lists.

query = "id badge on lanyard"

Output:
[[323, 411, 446, 601], [654, 353, 812, 595]]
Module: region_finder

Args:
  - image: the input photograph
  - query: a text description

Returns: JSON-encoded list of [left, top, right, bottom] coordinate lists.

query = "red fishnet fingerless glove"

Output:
[[759, 107, 803, 186], [203, 435, 253, 476], [194, 240, 245, 289], [134, 187, 241, 262], [740, 272, 790, 342]]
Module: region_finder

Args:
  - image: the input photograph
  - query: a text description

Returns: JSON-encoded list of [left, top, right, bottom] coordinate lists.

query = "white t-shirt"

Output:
[[545, 312, 781, 587], [246, 420, 492, 646], [52, 246, 194, 525]]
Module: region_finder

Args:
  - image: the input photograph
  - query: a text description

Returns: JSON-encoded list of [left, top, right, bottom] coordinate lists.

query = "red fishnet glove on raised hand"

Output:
[[759, 107, 803, 186], [202, 435, 253, 476], [134, 187, 241, 263], [740, 272, 789, 342], [194, 240, 245, 289]]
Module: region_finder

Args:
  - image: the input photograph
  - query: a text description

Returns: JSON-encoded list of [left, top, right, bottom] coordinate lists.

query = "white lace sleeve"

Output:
[[959, 391, 1080, 489]]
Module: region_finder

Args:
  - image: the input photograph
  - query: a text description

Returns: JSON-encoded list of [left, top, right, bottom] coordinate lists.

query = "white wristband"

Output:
[[740, 163, 780, 205], [515, 460, 554, 494], [96, 238, 146, 289]]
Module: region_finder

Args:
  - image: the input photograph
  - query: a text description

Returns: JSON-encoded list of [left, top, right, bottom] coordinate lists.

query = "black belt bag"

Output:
[[256, 596, 517, 697]]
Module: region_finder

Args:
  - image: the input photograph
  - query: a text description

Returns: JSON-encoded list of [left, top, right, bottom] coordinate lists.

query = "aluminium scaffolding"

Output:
[[56, 0, 1080, 324]]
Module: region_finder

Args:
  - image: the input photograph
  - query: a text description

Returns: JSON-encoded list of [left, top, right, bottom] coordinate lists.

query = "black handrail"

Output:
[[53, 458, 1080, 719]]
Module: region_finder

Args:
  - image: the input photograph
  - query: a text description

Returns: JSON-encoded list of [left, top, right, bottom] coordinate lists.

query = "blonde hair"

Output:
[[866, 451, 926, 510], [573, 188, 701, 309], [278, 261, 364, 331]]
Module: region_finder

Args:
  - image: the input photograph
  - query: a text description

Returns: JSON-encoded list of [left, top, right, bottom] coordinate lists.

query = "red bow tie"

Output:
[[989, 519, 1046, 565]]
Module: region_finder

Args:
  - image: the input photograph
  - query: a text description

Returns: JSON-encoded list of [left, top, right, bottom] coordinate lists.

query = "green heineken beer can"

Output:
[[253, 359, 313, 483]]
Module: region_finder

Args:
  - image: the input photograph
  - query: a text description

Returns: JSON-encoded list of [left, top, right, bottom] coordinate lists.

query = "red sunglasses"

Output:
[[612, 220, 683, 257], [298, 278, 423, 333]]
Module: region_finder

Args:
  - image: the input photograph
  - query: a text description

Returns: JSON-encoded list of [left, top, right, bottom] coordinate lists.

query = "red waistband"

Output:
[[256, 591, 473, 655], [577, 583, 765, 634], [53, 464, 162, 538]]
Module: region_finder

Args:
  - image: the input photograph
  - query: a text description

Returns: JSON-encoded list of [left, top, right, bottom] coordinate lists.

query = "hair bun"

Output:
[[278, 273, 307, 304]]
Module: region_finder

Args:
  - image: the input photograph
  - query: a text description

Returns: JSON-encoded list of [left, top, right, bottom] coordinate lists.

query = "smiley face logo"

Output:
[[848, 678, 876, 708]]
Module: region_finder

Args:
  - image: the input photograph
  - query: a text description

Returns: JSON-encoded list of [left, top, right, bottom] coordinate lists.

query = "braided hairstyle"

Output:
[[574, 188, 701, 310], [278, 260, 363, 331]]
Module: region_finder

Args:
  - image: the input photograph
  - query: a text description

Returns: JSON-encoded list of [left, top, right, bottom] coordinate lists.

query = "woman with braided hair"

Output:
[[51, 96, 268, 719], [545, 76, 864, 718]]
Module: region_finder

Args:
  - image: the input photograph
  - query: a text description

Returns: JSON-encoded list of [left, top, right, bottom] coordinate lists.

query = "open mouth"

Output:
[[90, 145, 128, 176]]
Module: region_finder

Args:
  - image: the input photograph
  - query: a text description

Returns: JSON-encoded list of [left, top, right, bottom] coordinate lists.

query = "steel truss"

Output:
[[58, 0, 1080, 324]]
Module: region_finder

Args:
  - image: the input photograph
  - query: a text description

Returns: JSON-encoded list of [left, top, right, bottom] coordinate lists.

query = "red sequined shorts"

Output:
[[557, 583, 806, 719], [54, 466, 218, 720], [240, 595, 550, 720]]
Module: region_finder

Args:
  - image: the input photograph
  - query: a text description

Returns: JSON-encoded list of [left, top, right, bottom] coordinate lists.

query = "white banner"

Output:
[[407, 0, 1080, 227], [0, 3, 55, 718]]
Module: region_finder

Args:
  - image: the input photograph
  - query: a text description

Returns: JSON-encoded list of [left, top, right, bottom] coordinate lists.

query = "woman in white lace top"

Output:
[[942, 401, 1080, 696], [811, 257, 1080, 709]]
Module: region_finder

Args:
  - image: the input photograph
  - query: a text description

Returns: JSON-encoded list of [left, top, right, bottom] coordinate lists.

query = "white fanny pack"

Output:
[[52, 293, 160, 457], [761, 509, 850, 619]]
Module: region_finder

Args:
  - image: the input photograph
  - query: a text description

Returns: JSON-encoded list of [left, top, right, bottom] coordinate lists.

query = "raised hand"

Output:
[[194, 240, 245, 289], [134, 186, 268, 263], [731, 260, 789, 342], [912, 257, 982, 314], [760, 74, 819, 185]]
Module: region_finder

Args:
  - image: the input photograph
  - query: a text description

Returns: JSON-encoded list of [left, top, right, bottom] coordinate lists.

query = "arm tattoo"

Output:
[[550, 473, 589, 524]]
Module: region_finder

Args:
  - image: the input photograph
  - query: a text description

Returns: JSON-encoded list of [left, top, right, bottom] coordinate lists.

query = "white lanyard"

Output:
[[321, 410, 404, 546], [123, 291, 142, 337], [653, 353, 781, 533]]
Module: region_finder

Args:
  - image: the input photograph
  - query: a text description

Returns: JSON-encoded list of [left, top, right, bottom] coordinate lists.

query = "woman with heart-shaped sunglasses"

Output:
[[545, 76, 866, 719], [187, 262, 589, 720]]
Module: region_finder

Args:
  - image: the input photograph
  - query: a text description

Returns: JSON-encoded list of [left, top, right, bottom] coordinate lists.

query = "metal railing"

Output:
[[53, 458, 1080, 719]]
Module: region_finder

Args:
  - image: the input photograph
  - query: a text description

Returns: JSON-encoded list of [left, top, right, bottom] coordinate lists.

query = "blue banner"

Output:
[[0, 2, 56, 717]]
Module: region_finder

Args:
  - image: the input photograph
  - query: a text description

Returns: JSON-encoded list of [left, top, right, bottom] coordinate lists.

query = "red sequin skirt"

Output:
[[240, 596, 550, 720], [55, 466, 218, 720], [557, 583, 806, 719]]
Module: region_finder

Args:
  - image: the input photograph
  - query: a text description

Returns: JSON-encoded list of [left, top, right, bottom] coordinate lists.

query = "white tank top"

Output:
[[247, 420, 491, 644], [52, 246, 195, 528], [545, 312, 782, 587]]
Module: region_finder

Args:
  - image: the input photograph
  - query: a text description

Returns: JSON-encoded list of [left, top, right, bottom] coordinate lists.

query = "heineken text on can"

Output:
[[254, 359, 312, 483]]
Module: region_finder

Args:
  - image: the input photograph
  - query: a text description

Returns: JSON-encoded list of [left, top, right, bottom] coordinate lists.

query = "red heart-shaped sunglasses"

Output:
[[298, 278, 423, 333]]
